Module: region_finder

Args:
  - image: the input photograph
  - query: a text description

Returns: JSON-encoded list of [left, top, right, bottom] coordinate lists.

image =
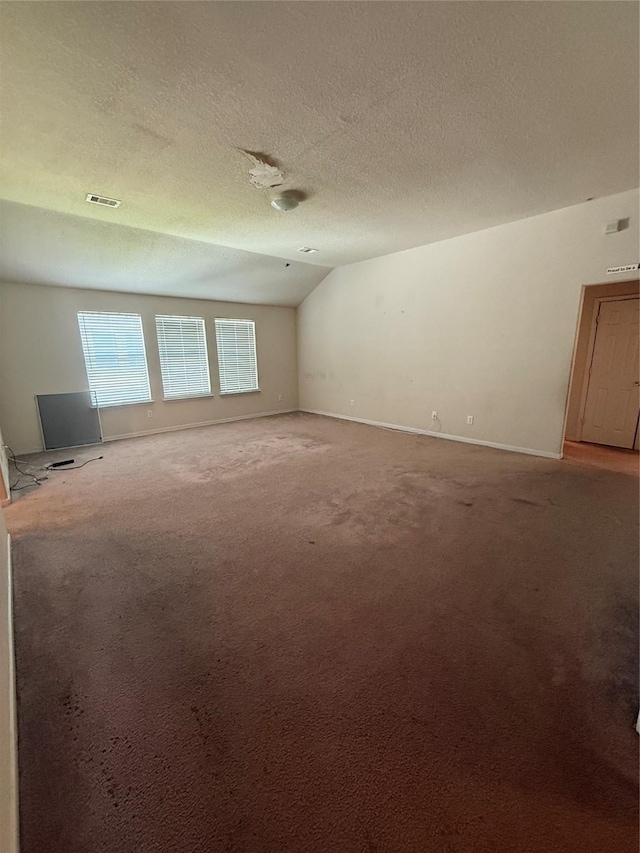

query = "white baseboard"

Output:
[[104, 409, 298, 443], [13, 410, 298, 455], [300, 408, 562, 460], [15, 408, 561, 460]]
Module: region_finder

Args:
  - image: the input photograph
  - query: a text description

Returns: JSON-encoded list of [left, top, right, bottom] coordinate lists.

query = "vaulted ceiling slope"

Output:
[[0, 2, 638, 304], [0, 201, 331, 307]]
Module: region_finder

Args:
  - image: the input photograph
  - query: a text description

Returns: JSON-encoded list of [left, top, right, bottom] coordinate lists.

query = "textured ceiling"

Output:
[[0, 1, 638, 303]]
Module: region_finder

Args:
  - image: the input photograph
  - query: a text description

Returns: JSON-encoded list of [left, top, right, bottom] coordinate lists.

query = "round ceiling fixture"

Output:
[[270, 194, 299, 212]]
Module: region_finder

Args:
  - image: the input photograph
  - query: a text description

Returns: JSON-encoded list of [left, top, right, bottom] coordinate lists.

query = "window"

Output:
[[155, 315, 211, 400], [77, 311, 152, 407], [214, 318, 259, 394]]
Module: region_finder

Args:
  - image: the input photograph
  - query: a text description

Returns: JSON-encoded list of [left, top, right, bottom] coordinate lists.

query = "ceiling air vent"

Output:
[[297, 247, 318, 253], [85, 193, 121, 208]]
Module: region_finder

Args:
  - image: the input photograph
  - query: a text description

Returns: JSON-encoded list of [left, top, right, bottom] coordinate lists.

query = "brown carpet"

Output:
[[6, 413, 639, 852]]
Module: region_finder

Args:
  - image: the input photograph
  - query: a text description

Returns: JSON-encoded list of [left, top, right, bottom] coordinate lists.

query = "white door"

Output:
[[581, 297, 639, 448]]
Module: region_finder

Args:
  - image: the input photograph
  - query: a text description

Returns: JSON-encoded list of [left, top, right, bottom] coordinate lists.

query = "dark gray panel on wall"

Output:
[[36, 392, 102, 450]]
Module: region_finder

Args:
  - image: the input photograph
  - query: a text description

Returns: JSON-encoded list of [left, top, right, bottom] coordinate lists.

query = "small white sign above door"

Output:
[[606, 263, 639, 275]]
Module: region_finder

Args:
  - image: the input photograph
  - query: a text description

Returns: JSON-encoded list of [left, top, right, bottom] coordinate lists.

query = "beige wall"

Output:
[[0, 510, 18, 853], [298, 189, 639, 457], [0, 283, 298, 454]]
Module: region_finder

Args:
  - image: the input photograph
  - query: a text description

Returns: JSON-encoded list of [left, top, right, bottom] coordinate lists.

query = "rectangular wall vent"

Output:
[[85, 193, 121, 208]]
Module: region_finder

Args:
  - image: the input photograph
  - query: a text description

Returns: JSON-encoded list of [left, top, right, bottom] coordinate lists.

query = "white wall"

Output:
[[0, 283, 298, 454], [0, 510, 18, 853], [298, 189, 639, 457]]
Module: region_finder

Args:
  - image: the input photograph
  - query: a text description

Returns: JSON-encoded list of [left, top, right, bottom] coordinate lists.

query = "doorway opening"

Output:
[[564, 279, 639, 473]]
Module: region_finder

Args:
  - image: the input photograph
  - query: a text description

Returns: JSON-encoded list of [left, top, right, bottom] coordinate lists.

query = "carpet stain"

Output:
[[511, 496, 551, 507]]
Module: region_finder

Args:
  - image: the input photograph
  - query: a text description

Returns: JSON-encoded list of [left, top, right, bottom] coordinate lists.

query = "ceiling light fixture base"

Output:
[[270, 194, 299, 212]]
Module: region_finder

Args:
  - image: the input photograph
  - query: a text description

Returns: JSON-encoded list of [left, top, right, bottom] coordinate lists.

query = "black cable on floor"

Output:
[[6, 446, 103, 492], [45, 455, 103, 471], [10, 480, 42, 491], [6, 445, 47, 490]]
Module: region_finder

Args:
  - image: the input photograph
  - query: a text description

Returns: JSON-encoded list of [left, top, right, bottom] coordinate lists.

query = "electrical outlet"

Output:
[[278, 394, 283, 401], [350, 399, 355, 407], [147, 409, 153, 418], [431, 411, 438, 420], [467, 415, 474, 425]]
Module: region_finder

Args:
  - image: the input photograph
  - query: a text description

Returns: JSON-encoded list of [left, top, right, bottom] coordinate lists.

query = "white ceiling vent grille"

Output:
[[297, 247, 318, 253], [85, 193, 121, 208]]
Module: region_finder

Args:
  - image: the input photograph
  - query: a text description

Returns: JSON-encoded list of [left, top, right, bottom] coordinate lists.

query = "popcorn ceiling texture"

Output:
[[0, 2, 638, 303], [6, 414, 639, 852]]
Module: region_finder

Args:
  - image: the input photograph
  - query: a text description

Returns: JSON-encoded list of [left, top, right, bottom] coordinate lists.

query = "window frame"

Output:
[[214, 318, 260, 396], [77, 310, 152, 409], [155, 314, 213, 401]]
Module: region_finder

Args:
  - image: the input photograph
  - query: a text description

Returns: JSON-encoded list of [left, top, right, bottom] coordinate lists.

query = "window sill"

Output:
[[92, 399, 154, 409], [219, 389, 261, 396], [163, 393, 214, 402]]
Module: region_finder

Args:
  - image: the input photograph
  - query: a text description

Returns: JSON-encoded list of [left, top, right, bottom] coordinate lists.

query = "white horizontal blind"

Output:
[[215, 319, 259, 394], [77, 311, 152, 407], [155, 315, 211, 400]]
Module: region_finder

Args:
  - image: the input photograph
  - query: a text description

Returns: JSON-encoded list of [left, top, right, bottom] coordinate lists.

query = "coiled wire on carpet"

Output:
[[5, 445, 102, 492]]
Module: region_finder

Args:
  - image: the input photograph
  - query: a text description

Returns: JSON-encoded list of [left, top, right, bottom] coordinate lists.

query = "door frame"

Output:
[[563, 279, 640, 448]]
